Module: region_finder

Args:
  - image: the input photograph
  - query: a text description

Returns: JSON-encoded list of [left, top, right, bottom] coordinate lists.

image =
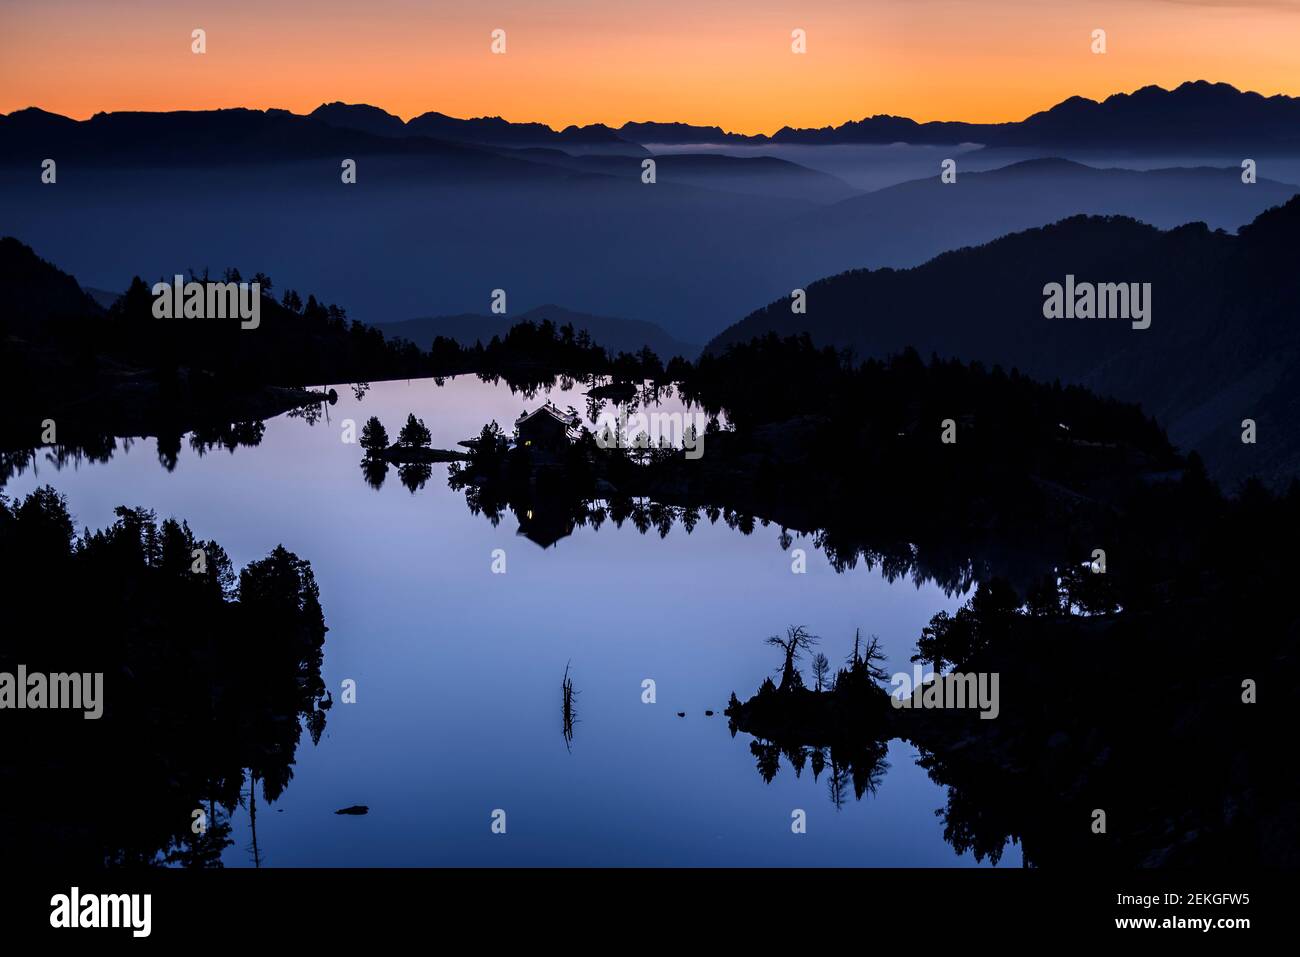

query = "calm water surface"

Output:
[[4, 375, 1018, 866]]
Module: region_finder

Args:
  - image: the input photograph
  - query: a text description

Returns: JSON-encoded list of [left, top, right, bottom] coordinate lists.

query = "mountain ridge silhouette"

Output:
[[7, 81, 1300, 157], [707, 196, 1300, 487]]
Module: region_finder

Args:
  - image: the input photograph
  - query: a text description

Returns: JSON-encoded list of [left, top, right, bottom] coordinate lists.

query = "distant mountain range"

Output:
[[375, 305, 699, 360], [504, 149, 858, 203], [5, 82, 1300, 163], [2, 148, 1294, 340], [0, 106, 533, 170], [272, 82, 1300, 153], [760, 82, 1300, 150], [707, 196, 1300, 489], [9, 188, 1300, 490], [767, 158, 1298, 281], [309, 102, 646, 155], [0, 101, 853, 201]]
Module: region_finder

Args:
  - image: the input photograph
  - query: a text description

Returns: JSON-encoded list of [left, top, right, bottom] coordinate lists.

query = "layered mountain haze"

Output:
[[708, 197, 1300, 489], [7, 3, 1300, 886], [2, 151, 1291, 338], [768, 158, 1298, 286], [5, 80, 1300, 484], [510, 149, 859, 203]]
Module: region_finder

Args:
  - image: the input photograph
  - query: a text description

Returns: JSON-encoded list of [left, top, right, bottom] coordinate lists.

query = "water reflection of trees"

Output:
[[434, 355, 1171, 591], [748, 739, 890, 810], [1, 420, 270, 485], [188, 420, 266, 458], [727, 472, 1300, 867], [0, 486, 330, 868], [433, 338, 1192, 596], [445, 454, 1050, 594]]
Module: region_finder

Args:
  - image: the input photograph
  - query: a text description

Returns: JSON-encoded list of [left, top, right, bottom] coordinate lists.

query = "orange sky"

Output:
[[2, 0, 1298, 133]]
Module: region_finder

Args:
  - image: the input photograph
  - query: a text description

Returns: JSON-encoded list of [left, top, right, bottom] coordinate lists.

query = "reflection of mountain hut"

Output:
[[516, 503, 574, 549], [515, 404, 580, 451]]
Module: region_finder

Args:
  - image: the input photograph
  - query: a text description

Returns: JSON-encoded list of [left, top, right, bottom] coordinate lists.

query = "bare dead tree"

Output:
[[861, 633, 891, 683], [765, 625, 819, 690]]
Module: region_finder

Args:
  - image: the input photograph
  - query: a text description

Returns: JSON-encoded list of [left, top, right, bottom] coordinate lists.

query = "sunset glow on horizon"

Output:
[[2, 0, 1299, 134]]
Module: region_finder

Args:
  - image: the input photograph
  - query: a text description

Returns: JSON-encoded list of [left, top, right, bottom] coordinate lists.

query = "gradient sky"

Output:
[[2, 0, 1298, 133]]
